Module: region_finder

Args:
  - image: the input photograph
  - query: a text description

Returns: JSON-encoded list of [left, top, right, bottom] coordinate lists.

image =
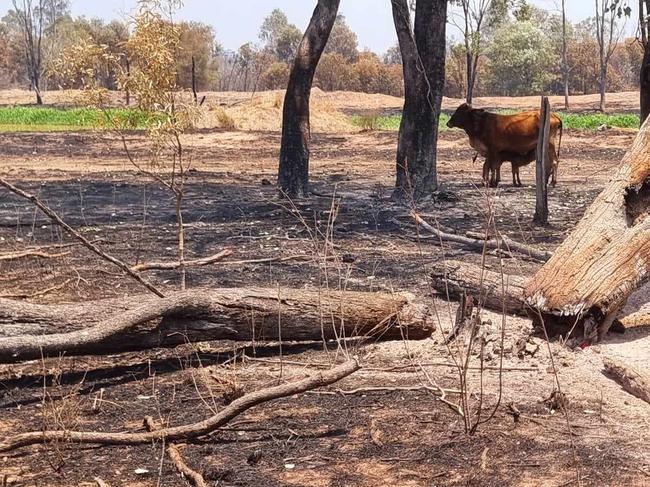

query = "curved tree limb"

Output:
[[0, 358, 360, 452], [167, 444, 209, 487]]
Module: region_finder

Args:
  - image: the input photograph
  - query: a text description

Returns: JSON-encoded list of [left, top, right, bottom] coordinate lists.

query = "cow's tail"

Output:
[[557, 118, 563, 160]]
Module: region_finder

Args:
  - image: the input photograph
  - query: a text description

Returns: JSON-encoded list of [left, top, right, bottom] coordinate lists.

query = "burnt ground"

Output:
[[1, 124, 650, 487]]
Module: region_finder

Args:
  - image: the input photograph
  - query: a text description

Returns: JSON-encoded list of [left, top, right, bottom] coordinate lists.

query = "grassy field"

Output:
[[351, 111, 640, 131], [0, 106, 153, 132]]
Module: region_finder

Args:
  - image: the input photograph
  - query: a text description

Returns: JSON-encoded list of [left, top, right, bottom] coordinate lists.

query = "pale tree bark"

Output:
[[0, 287, 435, 362], [391, 0, 448, 201], [524, 117, 650, 343], [277, 0, 340, 198]]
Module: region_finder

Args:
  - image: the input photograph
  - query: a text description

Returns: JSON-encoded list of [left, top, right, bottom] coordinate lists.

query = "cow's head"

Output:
[[447, 103, 473, 129]]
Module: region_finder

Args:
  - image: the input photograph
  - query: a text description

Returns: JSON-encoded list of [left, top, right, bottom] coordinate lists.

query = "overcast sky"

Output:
[[0, 0, 639, 54]]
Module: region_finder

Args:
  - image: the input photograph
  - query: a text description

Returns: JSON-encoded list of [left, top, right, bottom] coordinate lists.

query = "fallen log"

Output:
[[603, 357, 650, 405], [431, 260, 528, 316], [524, 117, 650, 342], [0, 287, 434, 362], [0, 358, 360, 452], [411, 211, 551, 262]]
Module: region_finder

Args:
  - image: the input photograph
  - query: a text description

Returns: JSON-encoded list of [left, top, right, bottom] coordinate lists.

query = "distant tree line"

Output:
[[0, 1, 642, 99]]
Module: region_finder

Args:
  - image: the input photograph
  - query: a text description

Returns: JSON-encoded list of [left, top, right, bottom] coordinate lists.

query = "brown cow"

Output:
[[448, 103, 563, 187]]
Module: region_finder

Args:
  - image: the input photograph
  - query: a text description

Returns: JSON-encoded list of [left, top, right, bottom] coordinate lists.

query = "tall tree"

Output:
[[11, 0, 46, 103], [391, 0, 448, 201], [324, 14, 359, 61], [640, 0, 650, 123], [594, 0, 629, 111], [451, 0, 491, 103], [277, 0, 340, 198], [561, 0, 570, 109]]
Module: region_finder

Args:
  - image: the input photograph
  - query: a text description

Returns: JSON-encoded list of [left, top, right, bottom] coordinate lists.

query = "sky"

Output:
[[0, 0, 640, 54]]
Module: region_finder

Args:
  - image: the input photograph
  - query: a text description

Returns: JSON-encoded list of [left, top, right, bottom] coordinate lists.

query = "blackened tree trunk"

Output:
[[277, 0, 340, 198], [392, 0, 447, 201], [640, 0, 650, 124]]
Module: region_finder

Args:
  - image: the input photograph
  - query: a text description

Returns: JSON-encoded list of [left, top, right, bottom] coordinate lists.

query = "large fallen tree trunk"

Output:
[[431, 260, 527, 316], [0, 288, 434, 363], [524, 118, 650, 342]]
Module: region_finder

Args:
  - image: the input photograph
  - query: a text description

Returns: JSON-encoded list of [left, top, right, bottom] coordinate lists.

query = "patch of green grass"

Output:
[[0, 106, 154, 132], [350, 111, 638, 131], [555, 112, 639, 129]]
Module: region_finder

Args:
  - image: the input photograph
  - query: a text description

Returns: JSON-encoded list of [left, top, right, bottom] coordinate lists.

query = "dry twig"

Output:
[[167, 444, 209, 487]]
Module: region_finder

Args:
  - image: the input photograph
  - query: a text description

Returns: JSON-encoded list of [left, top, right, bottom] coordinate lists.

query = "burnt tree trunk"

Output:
[[533, 96, 551, 226], [0, 287, 435, 362], [525, 117, 650, 343], [277, 0, 340, 198], [392, 0, 448, 201], [640, 0, 650, 124], [642, 43, 650, 125]]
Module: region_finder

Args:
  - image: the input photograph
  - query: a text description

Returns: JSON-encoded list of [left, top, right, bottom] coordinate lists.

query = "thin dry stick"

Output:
[[0, 178, 164, 298], [167, 444, 209, 487], [0, 250, 70, 261], [0, 359, 360, 452], [93, 478, 110, 487], [218, 254, 335, 266], [307, 385, 461, 395], [0, 278, 72, 299], [131, 249, 233, 272], [410, 210, 552, 262]]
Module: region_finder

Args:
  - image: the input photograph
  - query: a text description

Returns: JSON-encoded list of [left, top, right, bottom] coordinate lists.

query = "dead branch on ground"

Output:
[[411, 211, 552, 262], [603, 357, 650, 405], [167, 444, 209, 487], [0, 359, 360, 452], [0, 278, 72, 299], [430, 260, 528, 316], [0, 178, 164, 297], [0, 250, 70, 261], [131, 249, 233, 272]]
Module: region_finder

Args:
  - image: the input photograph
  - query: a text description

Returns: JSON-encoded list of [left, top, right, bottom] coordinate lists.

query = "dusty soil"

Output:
[[0, 90, 649, 486]]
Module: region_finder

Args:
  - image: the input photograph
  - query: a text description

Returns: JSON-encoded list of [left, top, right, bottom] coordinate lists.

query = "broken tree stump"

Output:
[[0, 287, 435, 362], [524, 117, 650, 342], [431, 260, 528, 316]]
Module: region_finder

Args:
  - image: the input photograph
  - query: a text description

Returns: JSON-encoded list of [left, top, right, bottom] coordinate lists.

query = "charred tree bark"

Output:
[[0, 287, 435, 362], [525, 117, 650, 343], [277, 0, 340, 198], [640, 0, 650, 124], [391, 0, 448, 201], [533, 96, 551, 226]]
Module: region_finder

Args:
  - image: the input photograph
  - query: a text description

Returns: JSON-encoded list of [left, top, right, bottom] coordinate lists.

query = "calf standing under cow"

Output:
[[447, 103, 563, 188]]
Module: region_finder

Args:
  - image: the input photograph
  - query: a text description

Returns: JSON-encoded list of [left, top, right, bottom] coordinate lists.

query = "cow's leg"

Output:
[[512, 164, 520, 187], [482, 158, 490, 187]]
